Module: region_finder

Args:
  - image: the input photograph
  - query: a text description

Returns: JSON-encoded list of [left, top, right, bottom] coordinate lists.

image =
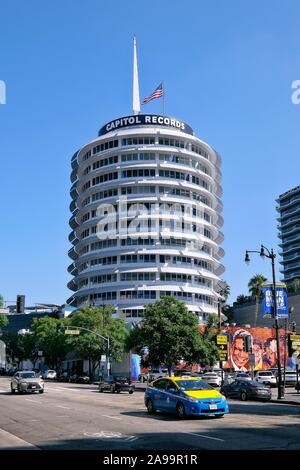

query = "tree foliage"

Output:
[[31, 317, 71, 370], [126, 296, 219, 373], [248, 274, 267, 327], [0, 314, 8, 330], [0, 294, 4, 308], [68, 306, 128, 378], [1, 331, 37, 367]]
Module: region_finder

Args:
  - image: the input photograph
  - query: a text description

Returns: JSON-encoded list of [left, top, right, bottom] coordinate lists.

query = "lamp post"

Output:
[[245, 244, 284, 399]]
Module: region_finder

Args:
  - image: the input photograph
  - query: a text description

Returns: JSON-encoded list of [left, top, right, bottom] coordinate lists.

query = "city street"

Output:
[[0, 377, 300, 450]]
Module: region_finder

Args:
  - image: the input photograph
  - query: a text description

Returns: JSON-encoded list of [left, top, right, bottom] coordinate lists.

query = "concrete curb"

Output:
[[270, 398, 300, 405]]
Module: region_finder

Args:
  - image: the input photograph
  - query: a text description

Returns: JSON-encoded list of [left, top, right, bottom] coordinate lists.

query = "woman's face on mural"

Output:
[[232, 337, 249, 368]]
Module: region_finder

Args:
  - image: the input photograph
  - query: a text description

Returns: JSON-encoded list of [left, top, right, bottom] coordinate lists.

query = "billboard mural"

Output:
[[221, 326, 295, 371]]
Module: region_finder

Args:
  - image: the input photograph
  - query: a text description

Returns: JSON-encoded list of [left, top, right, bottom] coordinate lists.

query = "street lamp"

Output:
[[245, 244, 284, 399]]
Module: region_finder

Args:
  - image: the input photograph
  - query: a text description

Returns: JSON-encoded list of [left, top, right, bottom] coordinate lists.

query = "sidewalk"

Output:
[[0, 429, 39, 450], [270, 387, 300, 405]]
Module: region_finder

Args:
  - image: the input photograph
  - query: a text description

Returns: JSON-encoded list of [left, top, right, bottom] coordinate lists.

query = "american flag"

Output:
[[142, 83, 163, 104]]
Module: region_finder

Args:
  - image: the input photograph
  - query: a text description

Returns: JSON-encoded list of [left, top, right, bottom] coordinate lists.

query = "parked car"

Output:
[[221, 380, 271, 401], [99, 376, 135, 394], [11, 371, 44, 394], [201, 372, 222, 387], [255, 371, 277, 387], [144, 376, 229, 418], [42, 370, 57, 380], [283, 371, 300, 387]]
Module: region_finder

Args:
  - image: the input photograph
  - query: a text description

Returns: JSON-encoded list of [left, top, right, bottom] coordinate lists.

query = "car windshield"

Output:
[[176, 380, 213, 391], [19, 372, 36, 379], [248, 381, 268, 387]]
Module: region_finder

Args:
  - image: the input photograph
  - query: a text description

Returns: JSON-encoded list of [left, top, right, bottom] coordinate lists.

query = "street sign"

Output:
[[101, 355, 106, 362], [215, 335, 228, 361], [216, 335, 228, 345], [65, 329, 80, 335]]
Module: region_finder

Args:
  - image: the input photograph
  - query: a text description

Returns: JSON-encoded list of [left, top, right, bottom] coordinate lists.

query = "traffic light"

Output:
[[243, 335, 251, 353], [16, 295, 25, 313]]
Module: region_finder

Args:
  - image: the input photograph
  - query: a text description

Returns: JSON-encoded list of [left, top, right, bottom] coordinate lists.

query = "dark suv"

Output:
[[99, 376, 135, 394]]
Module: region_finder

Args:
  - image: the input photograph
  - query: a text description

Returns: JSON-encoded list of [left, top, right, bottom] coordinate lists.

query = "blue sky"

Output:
[[0, 0, 299, 307]]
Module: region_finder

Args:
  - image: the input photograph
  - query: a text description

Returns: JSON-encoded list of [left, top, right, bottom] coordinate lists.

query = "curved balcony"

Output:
[[71, 168, 78, 184], [68, 246, 79, 261], [67, 279, 78, 292], [69, 214, 79, 230], [68, 230, 80, 246], [71, 150, 79, 170], [68, 262, 78, 276], [69, 199, 78, 214], [70, 182, 79, 200]]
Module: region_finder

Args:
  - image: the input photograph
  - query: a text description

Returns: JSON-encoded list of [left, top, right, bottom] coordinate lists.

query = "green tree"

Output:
[[31, 317, 71, 371], [248, 274, 267, 327], [0, 314, 8, 330], [0, 294, 4, 308], [126, 296, 219, 375], [1, 332, 25, 367], [69, 306, 128, 379], [235, 294, 249, 304], [219, 281, 231, 302]]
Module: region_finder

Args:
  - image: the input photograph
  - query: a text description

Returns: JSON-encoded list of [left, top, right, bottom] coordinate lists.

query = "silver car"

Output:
[[11, 371, 44, 394]]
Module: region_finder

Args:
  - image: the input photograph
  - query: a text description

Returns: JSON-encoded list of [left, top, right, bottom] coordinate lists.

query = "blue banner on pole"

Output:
[[261, 283, 289, 318]]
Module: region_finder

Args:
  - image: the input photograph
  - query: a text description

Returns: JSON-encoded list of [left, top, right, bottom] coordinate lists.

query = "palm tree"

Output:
[[248, 274, 267, 327], [219, 280, 230, 302]]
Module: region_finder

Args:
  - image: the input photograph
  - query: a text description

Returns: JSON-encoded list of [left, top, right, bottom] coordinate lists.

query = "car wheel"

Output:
[[11, 385, 15, 394], [146, 399, 156, 414], [129, 390, 134, 394], [17, 385, 23, 394], [240, 391, 247, 401], [99, 387, 103, 393], [176, 402, 186, 419], [111, 386, 115, 393], [39, 389, 44, 394], [117, 390, 121, 394]]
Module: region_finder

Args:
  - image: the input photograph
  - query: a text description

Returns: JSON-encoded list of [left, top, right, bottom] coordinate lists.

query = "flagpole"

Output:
[[162, 81, 165, 116]]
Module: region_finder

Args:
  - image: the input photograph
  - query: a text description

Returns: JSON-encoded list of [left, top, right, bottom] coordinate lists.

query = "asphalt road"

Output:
[[0, 377, 300, 450]]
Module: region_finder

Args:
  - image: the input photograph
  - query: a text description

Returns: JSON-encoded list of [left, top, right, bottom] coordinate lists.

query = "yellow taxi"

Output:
[[144, 376, 229, 418]]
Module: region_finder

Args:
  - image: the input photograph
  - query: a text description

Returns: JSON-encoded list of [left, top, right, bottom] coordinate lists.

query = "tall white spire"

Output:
[[132, 34, 141, 115]]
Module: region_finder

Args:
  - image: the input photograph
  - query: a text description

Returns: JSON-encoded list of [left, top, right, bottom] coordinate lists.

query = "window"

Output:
[[92, 155, 118, 170], [158, 138, 185, 149], [93, 140, 118, 154], [153, 379, 167, 390], [92, 172, 118, 186], [122, 137, 155, 146]]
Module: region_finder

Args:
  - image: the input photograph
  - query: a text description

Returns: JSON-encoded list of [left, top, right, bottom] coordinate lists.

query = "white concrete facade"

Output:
[[67, 115, 224, 324]]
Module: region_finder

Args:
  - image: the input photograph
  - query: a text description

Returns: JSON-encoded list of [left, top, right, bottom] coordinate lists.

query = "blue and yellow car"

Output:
[[144, 376, 229, 418]]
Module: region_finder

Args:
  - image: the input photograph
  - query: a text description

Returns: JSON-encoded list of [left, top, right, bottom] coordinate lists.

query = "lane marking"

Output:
[[55, 405, 70, 410], [182, 431, 225, 442], [101, 415, 122, 420], [56, 415, 70, 418]]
